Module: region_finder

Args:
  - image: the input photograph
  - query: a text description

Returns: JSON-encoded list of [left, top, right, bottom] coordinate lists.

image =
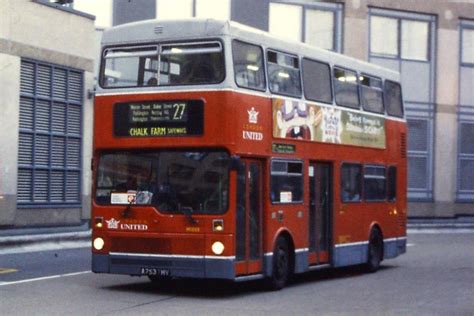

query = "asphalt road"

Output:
[[1, 231, 473, 315]]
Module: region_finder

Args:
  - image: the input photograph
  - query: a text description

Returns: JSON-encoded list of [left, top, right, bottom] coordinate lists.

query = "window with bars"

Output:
[[17, 59, 83, 206], [269, 1, 343, 52], [369, 9, 436, 202], [457, 20, 474, 201]]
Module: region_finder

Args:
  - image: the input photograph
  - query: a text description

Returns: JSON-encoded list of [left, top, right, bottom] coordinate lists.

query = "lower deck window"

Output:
[[364, 165, 387, 201], [270, 160, 303, 203], [387, 166, 397, 201], [341, 164, 362, 202]]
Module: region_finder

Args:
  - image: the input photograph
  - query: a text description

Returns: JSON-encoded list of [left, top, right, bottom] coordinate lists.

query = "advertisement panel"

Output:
[[272, 98, 385, 149]]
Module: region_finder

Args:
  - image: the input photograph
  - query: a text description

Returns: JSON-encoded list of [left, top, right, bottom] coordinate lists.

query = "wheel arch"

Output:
[[368, 222, 384, 261], [271, 228, 296, 273]]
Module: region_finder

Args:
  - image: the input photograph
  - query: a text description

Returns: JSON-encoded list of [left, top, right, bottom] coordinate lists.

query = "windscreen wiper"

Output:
[[121, 190, 140, 218], [122, 200, 133, 218], [179, 205, 198, 225]]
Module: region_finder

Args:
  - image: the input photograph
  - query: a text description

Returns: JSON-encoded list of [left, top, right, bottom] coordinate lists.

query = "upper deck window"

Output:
[[333, 67, 359, 109], [267, 50, 302, 97], [232, 40, 266, 91], [302, 58, 332, 104], [360, 74, 384, 114], [100, 41, 225, 88], [384, 80, 404, 118]]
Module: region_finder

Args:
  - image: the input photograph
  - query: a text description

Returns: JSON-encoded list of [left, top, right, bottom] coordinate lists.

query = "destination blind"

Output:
[[114, 100, 204, 137]]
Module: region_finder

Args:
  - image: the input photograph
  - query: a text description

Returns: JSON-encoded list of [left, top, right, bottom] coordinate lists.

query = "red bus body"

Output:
[[92, 19, 407, 287]]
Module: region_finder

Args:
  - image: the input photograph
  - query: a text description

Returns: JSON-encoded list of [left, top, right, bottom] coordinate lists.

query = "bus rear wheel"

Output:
[[267, 236, 291, 290], [366, 228, 383, 273]]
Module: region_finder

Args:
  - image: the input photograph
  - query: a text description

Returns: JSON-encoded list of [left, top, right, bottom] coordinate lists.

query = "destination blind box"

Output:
[[113, 100, 204, 137]]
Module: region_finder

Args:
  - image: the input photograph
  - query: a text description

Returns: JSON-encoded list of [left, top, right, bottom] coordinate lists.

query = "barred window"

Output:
[[17, 60, 82, 206]]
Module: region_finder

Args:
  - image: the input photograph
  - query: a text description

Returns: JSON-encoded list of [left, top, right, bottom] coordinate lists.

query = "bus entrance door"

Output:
[[235, 159, 263, 276], [309, 162, 332, 264]]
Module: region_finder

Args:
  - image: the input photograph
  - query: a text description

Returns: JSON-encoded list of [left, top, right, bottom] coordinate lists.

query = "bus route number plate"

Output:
[[140, 267, 170, 277]]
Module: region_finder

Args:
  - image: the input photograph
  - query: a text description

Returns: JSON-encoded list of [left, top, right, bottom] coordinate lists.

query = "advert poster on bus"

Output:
[[272, 98, 386, 149]]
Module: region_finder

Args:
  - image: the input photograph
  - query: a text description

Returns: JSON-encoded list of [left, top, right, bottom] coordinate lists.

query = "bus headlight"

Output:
[[93, 237, 105, 250], [211, 241, 225, 255]]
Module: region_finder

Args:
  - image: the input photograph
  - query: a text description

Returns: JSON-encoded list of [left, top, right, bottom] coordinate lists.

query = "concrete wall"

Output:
[[113, 0, 156, 26], [232, 0, 270, 31], [0, 54, 20, 226], [342, 0, 367, 60], [0, 0, 96, 227]]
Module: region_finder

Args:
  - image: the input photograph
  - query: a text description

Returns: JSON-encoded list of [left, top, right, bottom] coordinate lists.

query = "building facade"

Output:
[[113, 0, 474, 218], [0, 0, 95, 228], [0, 0, 472, 231]]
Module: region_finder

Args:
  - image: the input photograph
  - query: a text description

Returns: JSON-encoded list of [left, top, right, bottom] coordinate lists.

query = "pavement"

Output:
[[0, 222, 91, 254], [0, 217, 473, 254]]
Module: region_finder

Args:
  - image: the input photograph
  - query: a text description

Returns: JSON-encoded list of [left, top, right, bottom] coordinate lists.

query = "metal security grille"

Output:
[[17, 59, 82, 206]]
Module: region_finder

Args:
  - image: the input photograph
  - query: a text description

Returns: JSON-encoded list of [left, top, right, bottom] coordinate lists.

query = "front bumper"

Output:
[[92, 252, 236, 279]]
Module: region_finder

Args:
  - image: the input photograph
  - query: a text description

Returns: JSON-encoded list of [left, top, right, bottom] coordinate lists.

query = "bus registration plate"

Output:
[[140, 267, 170, 277]]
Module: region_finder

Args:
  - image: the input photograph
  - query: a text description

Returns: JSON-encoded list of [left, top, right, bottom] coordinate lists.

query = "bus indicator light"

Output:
[[95, 217, 103, 228], [213, 219, 224, 232]]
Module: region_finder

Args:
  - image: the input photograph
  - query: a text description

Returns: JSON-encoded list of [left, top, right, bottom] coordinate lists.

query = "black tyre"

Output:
[[148, 275, 173, 288], [267, 236, 291, 290], [366, 228, 383, 273]]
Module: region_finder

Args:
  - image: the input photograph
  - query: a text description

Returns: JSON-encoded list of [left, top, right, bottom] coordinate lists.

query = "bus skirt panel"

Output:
[[92, 253, 235, 279]]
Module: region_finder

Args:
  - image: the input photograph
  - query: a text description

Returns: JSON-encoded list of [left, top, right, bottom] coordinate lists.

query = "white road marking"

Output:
[[408, 229, 474, 234], [0, 270, 91, 287]]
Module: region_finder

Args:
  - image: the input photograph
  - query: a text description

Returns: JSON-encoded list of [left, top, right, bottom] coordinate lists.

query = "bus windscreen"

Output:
[[95, 150, 230, 214]]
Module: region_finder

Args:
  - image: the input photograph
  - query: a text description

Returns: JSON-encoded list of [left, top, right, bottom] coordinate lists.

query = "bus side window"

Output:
[[232, 40, 266, 91], [387, 166, 397, 202], [341, 163, 362, 202], [270, 160, 303, 204], [363, 165, 386, 201], [267, 50, 302, 98], [302, 58, 333, 104], [384, 80, 404, 118], [360, 74, 384, 114], [333, 67, 360, 109]]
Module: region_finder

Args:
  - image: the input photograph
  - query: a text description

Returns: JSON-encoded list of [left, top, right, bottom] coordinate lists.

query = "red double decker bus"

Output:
[[92, 19, 407, 289]]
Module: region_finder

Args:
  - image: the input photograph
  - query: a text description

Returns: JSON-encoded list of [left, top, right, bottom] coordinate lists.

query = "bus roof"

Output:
[[101, 18, 400, 82]]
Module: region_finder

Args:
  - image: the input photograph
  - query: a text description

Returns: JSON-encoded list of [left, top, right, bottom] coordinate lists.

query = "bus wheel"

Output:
[[366, 228, 383, 273], [267, 236, 291, 290]]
